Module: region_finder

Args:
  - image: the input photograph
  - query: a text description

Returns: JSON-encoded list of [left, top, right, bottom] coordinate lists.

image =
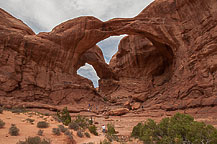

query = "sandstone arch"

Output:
[[1, 0, 217, 118]]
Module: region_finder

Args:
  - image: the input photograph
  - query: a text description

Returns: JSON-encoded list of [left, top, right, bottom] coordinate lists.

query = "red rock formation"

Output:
[[0, 9, 105, 110], [100, 0, 217, 117], [0, 0, 217, 119]]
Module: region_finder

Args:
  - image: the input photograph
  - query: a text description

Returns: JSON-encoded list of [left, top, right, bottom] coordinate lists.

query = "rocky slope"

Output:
[[0, 0, 217, 118]]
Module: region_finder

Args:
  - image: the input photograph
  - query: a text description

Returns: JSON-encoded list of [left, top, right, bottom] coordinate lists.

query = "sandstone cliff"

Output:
[[0, 0, 217, 117], [100, 0, 217, 117]]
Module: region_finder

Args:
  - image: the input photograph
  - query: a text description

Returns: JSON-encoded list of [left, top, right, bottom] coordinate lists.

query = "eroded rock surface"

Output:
[[100, 0, 217, 117], [0, 0, 217, 118]]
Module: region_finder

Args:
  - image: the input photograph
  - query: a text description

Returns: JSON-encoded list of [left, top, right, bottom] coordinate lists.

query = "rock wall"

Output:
[[0, 9, 105, 110], [0, 0, 217, 117], [99, 0, 217, 116]]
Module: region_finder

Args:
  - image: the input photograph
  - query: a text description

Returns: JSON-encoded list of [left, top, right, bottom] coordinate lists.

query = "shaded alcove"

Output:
[[97, 35, 175, 101]]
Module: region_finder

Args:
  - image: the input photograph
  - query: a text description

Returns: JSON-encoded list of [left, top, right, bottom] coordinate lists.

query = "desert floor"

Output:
[[0, 109, 217, 144]]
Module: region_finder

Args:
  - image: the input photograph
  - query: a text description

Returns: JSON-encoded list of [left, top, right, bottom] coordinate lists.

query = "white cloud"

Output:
[[77, 63, 100, 88], [0, 0, 154, 33], [97, 35, 127, 63], [0, 0, 154, 87]]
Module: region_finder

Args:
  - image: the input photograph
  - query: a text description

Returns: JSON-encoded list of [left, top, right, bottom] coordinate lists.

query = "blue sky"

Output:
[[0, 0, 154, 87]]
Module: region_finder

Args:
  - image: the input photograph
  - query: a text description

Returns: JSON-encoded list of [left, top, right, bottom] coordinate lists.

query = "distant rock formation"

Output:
[[0, 0, 217, 117]]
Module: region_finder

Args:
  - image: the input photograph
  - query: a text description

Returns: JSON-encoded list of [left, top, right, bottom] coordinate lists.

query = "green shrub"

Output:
[[0, 107, 3, 114], [52, 128, 61, 136], [131, 113, 217, 144], [64, 130, 74, 141], [68, 121, 79, 131], [85, 132, 91, 138], [64, 129, 73, 139], [37, 129, 43, 136], [64, 130, 71, 136], [17, 136, 50, 144], [74, 115, 89, 129], [88, 125, 98, 136], [26, 118, 35, 124], [58, 125, 67, 133], [0, 119, 5, 128], [88, 117, 93, 125], [9, 124, 19, 136], [100, 139, 111, 144], [77, 130, 84, 138], [105, 134, 119, 142], [107, 123, 116, 135], [37, 121, 49, 128], [44, 113, 50, 116], [57, 107, 71, 126]]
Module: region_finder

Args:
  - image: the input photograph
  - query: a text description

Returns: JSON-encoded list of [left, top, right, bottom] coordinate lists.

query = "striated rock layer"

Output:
[[0, 0, 217, 118], [100, 0, 217, 117], [0, 8, 106, 110]]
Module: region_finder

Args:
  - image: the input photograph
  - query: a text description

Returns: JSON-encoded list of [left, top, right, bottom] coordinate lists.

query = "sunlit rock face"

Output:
[[0, 0, 217, 117], [99, 0, 217, 116]]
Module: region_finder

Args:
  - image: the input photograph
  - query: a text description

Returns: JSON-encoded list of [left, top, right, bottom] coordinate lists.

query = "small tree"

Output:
[[57, 107, 71, 126], [107, 123, 117, 135], [88, 125, 98, 136]]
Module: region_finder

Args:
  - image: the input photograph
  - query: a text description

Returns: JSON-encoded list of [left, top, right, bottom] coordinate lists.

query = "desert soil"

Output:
[[1, 109, 217, 144]]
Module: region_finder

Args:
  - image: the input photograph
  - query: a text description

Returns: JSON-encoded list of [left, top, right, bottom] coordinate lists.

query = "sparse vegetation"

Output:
[[88, 125, 98, 136], [77, 130, 84, 138], [44, 113, 50, 116], [52, 115, 61, 123], [85, 132, 91, 138], [58, 125, 67, 133], [37, 129, 43, 136], [52, 128, 61, 136], [37, 121, 49, 128], [107, 123, 117, 135], [64, 129, 71, 136], [74, 115, 89, 129], [17, 136, 50, 144], [64, 129, 73, 139], [57, 107, 71, 126], [131, 113, 217, 144], [9, 124, 19, 136], [0, 107, 3, 114], [64, 130, 74, 142], [0, 119, 5, 128], [26, 118, 35, 124], [100, 139, 111, 144], [105, 134, 119, 142], [68, 121, 79, 131]]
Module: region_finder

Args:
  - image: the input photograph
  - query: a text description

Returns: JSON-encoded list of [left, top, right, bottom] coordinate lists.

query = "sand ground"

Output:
[[0, 109, 217, 144]]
